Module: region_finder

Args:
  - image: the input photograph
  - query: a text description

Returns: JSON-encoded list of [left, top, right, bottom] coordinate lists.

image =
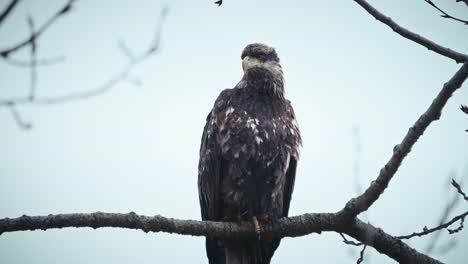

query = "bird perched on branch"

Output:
[[198, 43, 302, 264]]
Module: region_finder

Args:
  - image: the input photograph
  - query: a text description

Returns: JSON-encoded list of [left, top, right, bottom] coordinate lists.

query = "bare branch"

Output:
[[0, 0, 20, 26], [461, 105, 468, 115], [6, 103, 31, 129], [2, 55, 64, 67], [0, 212, 335, 238], [400, 181, 468, 239], [451, 179, 468, 201], [425, 174, 463, 253], [0, 212, 443, 263], [214, 0, 223, 6], [357, 244, 367, 264], [342, 62, 468, 218], [397, 210, 468, 239], [340, 232, 363, 246], [353, 0, 468, 63], [344, 219, 442, 263], [27, 16, 37, 101], [447, 216, 465, 234], [118, 40, 136, 62], [425, 0, 468, 25], [0, 6, 168, 129], [0, 0, 75, 58]]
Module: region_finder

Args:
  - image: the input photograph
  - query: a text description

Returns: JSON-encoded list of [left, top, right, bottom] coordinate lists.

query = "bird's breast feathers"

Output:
[[208, 92, 301, 165]]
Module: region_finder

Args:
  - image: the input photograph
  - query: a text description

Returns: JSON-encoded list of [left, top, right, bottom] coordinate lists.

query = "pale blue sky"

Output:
[[1, 0, 467, 263]]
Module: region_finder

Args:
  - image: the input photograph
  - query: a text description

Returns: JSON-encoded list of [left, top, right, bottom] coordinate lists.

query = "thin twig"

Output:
[[447, 216, 465, 234], [118, 40, 136, 62], [451, 179, 468, 201], [0, 7, 168, 129], [461, 105, 468, 115], [27, 16, 37, 101], [340, 232, 363, 246], [0, 0, 75, 58], [461, 105, 468, 131], [2, 56, 64, 67], [357, 244, 367, 264], [352, 0, 468, 63], [397, 211, 468, 239], [425, 174, 462, 253], [6, 103, 31, 129], [0, 0, 20, 26], [424, 0, 468, 25]]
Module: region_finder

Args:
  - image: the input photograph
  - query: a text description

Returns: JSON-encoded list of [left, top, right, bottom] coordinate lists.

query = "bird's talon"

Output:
[[252, 216, 261, 235]]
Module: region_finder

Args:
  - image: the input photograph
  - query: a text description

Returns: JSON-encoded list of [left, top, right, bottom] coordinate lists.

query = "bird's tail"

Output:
[[224, 238, 280, 264], [225, 243, 250, 264]]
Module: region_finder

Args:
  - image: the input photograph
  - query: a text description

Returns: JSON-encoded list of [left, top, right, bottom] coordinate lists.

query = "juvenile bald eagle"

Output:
[[198, 43, 301, 264]]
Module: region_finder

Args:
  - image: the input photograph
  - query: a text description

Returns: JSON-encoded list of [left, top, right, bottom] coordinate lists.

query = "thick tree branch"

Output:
[[0, 212, 442, 263], [353, 0, 468, 63], [0, 212, 339, 238], [342, 62, 468, 218], [347, 219, 443, 264]]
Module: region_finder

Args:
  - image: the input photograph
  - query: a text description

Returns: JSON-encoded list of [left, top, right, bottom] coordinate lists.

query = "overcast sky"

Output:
[[1, 0, 468, 263]]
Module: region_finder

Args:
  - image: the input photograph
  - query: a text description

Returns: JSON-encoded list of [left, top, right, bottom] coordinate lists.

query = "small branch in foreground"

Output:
[[425, 0, 468, 25], [352, 0, 468, 63]]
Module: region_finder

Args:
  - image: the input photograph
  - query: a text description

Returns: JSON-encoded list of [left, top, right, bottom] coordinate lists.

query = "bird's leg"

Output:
[[251, 216, 261, 235]]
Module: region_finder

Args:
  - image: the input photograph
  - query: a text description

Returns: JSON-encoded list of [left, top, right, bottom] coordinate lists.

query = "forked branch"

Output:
[[353, 0, 468, 63]]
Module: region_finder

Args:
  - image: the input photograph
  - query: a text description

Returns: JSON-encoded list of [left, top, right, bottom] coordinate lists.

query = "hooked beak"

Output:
[[242, 56, 262, 72]]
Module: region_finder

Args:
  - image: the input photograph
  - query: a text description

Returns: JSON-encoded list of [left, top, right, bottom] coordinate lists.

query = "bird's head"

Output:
[[241, 43, 281, 73], [240, 43, 284, 98]]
